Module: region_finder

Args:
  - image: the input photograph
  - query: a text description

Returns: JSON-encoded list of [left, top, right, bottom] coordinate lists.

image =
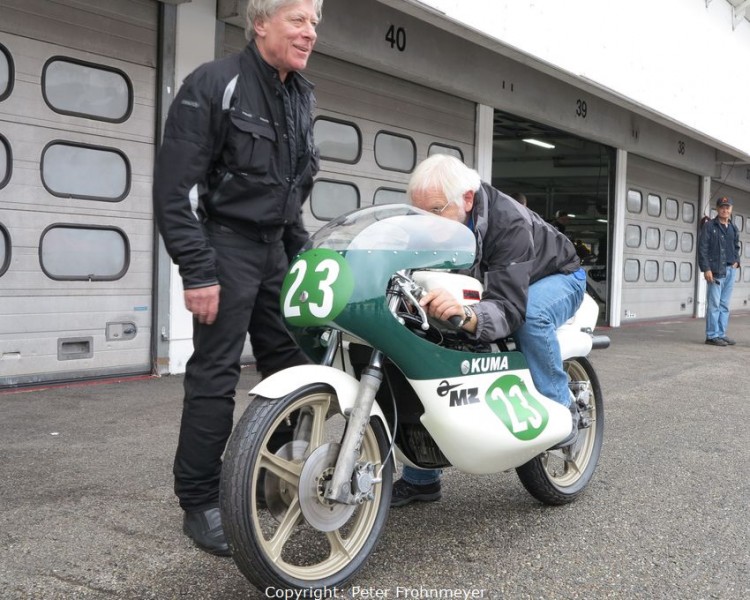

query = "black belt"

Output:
[[205, 219, 285, 244]]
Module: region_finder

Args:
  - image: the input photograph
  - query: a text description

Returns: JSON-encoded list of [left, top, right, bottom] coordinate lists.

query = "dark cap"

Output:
[[716, 197, 733, 207]]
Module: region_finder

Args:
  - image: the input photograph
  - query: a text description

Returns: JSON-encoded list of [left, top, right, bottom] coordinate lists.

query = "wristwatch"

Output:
[[460, 305, 473, 327]]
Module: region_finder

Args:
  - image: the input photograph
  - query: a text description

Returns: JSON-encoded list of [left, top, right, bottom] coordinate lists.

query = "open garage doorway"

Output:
[[491, 109, 614, 324]]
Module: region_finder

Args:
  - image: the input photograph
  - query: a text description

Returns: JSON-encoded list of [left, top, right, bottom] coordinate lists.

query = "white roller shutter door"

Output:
[[621, 155, 700, 321], [0, 0, 158, 386]]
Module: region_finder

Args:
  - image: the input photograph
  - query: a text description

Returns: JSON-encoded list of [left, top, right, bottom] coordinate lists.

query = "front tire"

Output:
[[220, 384, 393, 593], [516, 356, 604, 505]]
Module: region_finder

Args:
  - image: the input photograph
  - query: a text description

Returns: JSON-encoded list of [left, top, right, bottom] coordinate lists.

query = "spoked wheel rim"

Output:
[[249, 392, 385, 581], [539, 359, 599, 487]]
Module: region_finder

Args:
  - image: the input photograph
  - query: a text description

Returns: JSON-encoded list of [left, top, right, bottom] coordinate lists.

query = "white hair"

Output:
[[407, 154, 481, 207], [245, 0, 324, 40]]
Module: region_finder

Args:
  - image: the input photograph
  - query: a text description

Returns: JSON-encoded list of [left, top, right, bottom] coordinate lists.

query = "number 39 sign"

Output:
[[281, 249, 354, 327]]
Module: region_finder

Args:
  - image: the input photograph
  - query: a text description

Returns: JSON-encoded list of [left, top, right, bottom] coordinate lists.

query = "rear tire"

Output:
[[220, 384, 393, 594], [516, 357, 604, 505]]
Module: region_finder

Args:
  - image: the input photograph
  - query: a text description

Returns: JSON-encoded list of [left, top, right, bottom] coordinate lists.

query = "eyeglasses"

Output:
[[431, 201, 453, 215]]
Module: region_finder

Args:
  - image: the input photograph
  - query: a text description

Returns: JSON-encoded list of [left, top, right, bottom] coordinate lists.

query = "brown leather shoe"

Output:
[[183, 507, 231, 556]]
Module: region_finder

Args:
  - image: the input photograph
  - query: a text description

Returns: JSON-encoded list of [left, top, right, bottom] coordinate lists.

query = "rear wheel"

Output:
[[220, 384, 393, 594], [516, 357, 604, 505]]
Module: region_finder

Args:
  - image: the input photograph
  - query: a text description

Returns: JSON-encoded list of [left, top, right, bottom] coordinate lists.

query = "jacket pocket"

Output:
[[227, 113, 277, 174]]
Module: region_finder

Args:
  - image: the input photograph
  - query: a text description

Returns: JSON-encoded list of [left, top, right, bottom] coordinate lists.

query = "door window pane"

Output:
[[428, 143, 463, 161], [644, 260, 659, 282], [42, 143, 129, 200], [43, 58, 132, 121], [624, 259, 640, 282], [625, 225, 641, 248], [663, 261, 676, 282], [645, 227, 660, 249], [680, 232, 694, 253], [373, 188, 407, 205], [0, 224, 9, 277], [733, 214, 744, 231], [374, 132, 415, 172], [682, 202, 695, 223], [40, 226, 128, 280], [664, 230, 678, 251], [310, 180, 359, 220], [627, 189, 642, 213], [0, 135, 9, 188], [314, 118, 361, 163], [647, 194, 661, 217], [0, 44, 12, 101], [679, 262, 693, 282], [665, 198, 679, 220]]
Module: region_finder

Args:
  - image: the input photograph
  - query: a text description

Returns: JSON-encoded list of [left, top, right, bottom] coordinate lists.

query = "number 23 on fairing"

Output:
[[281, 249, 354, 327]]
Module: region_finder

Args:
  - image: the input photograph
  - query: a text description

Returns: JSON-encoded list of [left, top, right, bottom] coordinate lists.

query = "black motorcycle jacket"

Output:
[[468, 183, 581, 341], [153, 42, 319, 289]]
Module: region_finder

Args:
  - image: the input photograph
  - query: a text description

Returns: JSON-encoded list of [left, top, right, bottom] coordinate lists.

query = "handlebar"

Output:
[[390, 271, 465, 331]]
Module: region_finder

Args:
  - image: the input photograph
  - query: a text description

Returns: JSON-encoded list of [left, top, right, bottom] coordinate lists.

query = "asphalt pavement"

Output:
[[1, 315, 749, 600]]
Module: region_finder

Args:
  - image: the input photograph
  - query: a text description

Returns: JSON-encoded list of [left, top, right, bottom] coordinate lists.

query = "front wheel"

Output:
[[516, 356, 604, 505], [220, 384, 393, 593]]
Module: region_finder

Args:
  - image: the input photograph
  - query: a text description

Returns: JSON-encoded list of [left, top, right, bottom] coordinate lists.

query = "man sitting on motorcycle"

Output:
[[392, 154, 587, 507]]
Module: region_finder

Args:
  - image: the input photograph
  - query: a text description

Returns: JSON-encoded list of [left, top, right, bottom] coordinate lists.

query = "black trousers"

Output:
[[173, 224, 309, 511]]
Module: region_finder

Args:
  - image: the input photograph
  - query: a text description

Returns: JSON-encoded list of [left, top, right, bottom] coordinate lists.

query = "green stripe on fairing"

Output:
[[330, 249, 528, 380]]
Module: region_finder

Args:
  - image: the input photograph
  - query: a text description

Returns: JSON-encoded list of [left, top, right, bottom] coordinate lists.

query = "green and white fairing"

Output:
[[278, 204, 572, 474]]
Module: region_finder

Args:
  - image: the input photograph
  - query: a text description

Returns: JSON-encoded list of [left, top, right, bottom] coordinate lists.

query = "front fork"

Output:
[[324, 350, 384, 504], [320, 290, 401, 505]]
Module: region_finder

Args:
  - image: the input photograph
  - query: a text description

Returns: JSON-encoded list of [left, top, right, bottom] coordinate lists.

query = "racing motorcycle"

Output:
[[220, 204, 609, 593]]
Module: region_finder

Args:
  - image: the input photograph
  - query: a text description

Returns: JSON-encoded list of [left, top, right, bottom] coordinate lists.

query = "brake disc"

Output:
[[298, 442, 356, 532], [263, 440, 309, 522]]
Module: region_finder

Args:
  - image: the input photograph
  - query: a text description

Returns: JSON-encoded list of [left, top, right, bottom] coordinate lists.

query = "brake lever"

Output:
[[400, 282, 430, 331]]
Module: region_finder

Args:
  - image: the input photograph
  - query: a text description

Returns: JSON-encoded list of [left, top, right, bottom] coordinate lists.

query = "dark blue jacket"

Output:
[[698, 217, 740, 278]]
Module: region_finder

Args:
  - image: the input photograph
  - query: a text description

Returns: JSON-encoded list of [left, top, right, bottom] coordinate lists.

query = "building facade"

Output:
[[1, 0, 749, 385]]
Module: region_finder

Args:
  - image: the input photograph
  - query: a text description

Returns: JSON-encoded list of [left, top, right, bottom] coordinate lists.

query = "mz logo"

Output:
[[450, 388, 479, 407], [436, 380, 479, 407]]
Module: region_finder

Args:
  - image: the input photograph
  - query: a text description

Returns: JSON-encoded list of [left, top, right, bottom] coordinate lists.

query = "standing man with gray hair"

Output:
[[153, 0, 323, 556]]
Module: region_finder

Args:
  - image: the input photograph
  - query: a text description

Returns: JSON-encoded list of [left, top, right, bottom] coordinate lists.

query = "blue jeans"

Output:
[[401, 269, 586, 486], [705, 266, 735, 339]]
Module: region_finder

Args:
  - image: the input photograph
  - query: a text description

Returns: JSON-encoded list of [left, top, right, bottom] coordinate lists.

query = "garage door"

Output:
[[223, 26, 476, 233], [621, 155, 700, 321], [0, 0, 158, 386]]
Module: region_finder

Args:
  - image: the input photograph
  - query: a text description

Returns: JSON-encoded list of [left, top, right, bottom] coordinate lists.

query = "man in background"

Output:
[[698, 197, 740, 347]]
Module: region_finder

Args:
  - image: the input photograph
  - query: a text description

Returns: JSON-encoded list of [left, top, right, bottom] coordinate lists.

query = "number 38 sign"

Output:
[[280, 249, 354, 327]]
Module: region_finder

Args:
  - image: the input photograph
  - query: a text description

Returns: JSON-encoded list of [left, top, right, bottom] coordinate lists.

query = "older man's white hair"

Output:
[[407, 154, 481, 207], [245, 0, 324, 40]]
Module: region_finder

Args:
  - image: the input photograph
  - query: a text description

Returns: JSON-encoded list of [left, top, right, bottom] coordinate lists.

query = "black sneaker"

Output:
[[721, 337, 736, 346], [705, 337, 728, 346], [183, 507, 231, 556], [390, 478, 441, 508]]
